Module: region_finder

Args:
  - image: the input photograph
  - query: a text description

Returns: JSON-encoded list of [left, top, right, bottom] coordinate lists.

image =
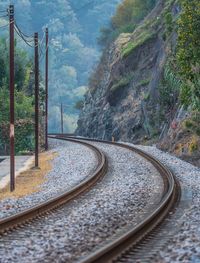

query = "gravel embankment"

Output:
[[127, 144, 200, 263], [0, 138, 97, 219], [0, 142, 163, 263]]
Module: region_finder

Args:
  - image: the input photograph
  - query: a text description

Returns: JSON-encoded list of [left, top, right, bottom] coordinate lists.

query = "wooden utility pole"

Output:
[[9, 4, 15, 192], [34, 32, 39, 168], [60, 103, 64, 134], [45, 28, 49, 150]]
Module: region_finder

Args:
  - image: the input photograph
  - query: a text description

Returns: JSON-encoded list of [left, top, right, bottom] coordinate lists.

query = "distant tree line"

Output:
[[99, 0, 157, 45]]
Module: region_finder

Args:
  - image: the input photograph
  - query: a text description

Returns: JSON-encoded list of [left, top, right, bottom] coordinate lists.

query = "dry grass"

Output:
[[0, 151, 57, 200]]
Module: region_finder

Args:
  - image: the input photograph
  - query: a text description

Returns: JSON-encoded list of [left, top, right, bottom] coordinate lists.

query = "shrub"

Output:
[[75, 100, 84, 110], [0, 119, 34, 155]]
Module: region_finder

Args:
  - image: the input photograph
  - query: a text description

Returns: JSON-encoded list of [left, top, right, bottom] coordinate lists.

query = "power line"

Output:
[[14, 25, 35, 47], [39, 43, 49, 62], [39, 30, 46, 57], [14, 23, 34, 41]]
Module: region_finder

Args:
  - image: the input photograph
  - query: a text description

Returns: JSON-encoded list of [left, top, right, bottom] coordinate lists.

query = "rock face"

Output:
[[76, 0, 177, 143]]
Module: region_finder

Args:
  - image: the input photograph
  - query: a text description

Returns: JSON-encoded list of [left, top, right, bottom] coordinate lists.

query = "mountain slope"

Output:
[[0, 0, 121, 132], [76, 0, 200, 166], [77, 0, 177, 140]]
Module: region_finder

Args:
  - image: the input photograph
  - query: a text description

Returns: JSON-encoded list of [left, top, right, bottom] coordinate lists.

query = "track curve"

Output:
[[0, 137, 107, 234], [51, 135, 180, 263]]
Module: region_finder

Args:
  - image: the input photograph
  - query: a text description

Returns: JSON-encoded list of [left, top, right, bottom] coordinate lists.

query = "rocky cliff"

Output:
[[77, 0, 177, 140], [76, 0, 200, 167]]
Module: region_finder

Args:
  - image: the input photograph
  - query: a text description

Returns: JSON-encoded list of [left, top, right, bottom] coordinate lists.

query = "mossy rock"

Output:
[[122, 31, 156, 58]]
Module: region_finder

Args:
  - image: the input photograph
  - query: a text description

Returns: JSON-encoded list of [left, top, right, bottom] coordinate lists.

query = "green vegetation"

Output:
[[99, 0, 157, 45], [75, 100, 84, 110], [110, 73, 133, 93], [159, 62, 181, 111], [136, 78, 151, 88], [0, 120, 34, 154], [164, 12, 173, 35], [183, 113, 200, 137], [0, 38, 35, 154], [143, 91, 150, 101], [122, 30, 156, 57], [176, 0, 200, 110], [189, 136, 199, 153]]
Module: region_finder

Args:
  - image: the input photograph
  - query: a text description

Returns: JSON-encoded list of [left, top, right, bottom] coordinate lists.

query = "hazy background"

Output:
[[0, 0, 121, 133]]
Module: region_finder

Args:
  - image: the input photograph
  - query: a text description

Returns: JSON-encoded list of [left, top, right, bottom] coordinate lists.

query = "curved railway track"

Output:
[[0, 137, 107, 234], [51, 134, 180, 263]]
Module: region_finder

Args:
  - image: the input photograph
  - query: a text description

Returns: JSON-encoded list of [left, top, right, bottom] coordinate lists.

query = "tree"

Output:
[[0, 37, 34, 154], [112, 0, 156, 29]]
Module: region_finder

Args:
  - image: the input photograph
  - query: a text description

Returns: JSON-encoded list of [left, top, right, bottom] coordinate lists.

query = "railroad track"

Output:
[[51, 134, 180, 263], [0, 136, 107, 234]]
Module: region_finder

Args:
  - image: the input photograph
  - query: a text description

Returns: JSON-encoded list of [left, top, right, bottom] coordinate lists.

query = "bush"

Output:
[[75, 100, 84, 110], [0, 119, 34, 155]]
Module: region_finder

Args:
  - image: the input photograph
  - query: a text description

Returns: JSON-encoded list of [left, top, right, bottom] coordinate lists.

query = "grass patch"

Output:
[[189, 136, 199, 153], [122, 30, 156, 58], [0, 151, 57, 200], [143, 91, 150, 101], [183, 114, 200, 137], [110, 73, 133, 93], [136, 78, 151, 88]]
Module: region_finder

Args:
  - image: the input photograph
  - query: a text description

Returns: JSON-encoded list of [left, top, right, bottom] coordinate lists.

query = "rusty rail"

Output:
[[0, 137, 107, 233], [53, 135, 179, 263]]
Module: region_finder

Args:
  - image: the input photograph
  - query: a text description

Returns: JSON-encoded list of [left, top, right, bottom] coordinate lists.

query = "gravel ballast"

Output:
[[126, 143, 200, 263], [0, 138, 97, 219], [0, 142, 163, 263]]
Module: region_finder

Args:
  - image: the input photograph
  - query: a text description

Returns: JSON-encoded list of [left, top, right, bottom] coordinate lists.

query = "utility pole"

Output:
[[9, 4, 15, 192], [60, 103, 64, 134], [34, 32, 39, 168], [45, 28, 48, 150]]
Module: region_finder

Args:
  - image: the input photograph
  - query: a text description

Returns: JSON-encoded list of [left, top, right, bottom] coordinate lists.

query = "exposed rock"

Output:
[[76, 0, 177, 143], [76, 0, 200, 167]]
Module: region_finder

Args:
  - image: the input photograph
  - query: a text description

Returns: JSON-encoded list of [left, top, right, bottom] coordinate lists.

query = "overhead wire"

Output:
[[14, 25, 35, 48], [14, 23, 34, 42], [39, 29, 46, 57], [39, 42, 49, 62]]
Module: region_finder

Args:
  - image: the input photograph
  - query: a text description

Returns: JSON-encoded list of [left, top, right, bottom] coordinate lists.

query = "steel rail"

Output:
[[51, 134, 179, 263], [0, 137, 107, 234]]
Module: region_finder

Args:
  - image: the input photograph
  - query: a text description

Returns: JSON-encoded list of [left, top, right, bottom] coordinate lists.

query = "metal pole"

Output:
[[61, 103, 64, 134], [45, 28, 48, 150], [9, 4, 15, 192], [34, 33, 39, 168]]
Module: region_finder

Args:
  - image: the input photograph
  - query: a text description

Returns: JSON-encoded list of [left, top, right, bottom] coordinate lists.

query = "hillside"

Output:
[[76, 0, 200, 166], [0, 0, 121, 132]]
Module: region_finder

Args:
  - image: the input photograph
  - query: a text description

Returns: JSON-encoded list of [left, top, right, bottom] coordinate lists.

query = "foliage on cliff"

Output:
[[99, 0, 157, 45], [176, 0, 200, 110]]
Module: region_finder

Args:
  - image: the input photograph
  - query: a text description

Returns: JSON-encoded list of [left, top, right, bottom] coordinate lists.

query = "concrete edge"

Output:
[[0, 156, 34, 190]]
